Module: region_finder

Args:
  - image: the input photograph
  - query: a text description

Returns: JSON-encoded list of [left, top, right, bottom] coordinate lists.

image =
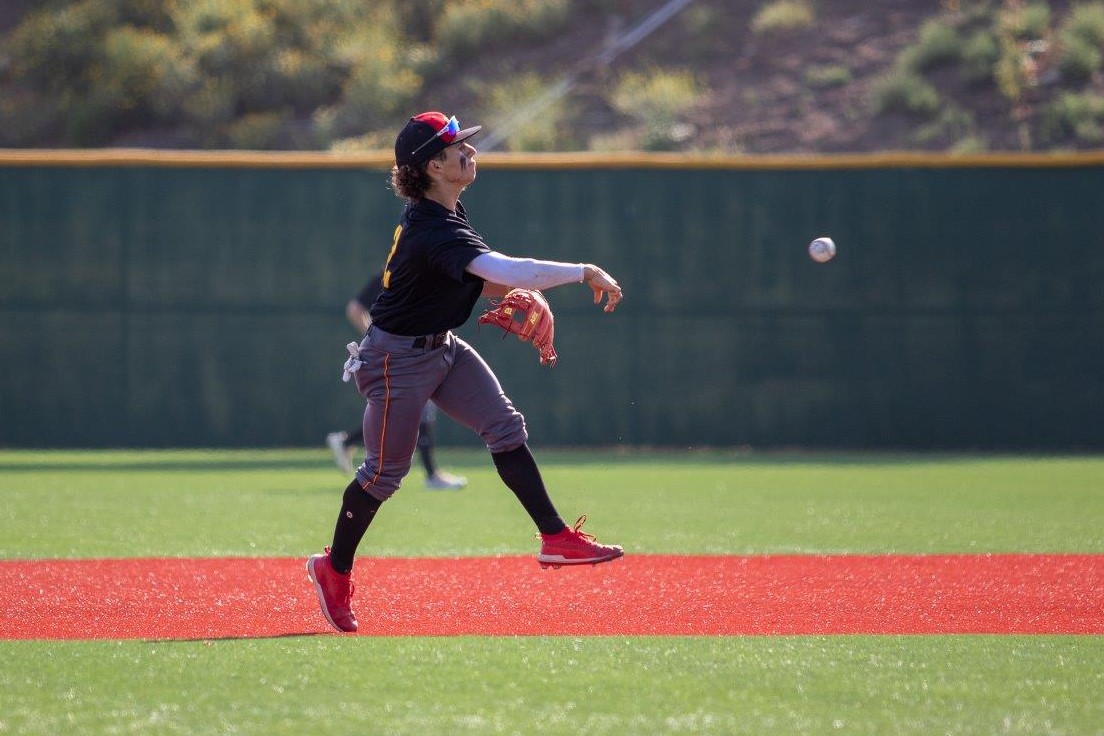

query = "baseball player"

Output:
[[307, 111, 624, 633], [326, 273, 468, 490]]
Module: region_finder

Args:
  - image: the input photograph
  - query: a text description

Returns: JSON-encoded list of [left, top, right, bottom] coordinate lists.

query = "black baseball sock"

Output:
[[417, 420, 437, 476], [329, 479, 382, 574], [491, 444, 566, 535]]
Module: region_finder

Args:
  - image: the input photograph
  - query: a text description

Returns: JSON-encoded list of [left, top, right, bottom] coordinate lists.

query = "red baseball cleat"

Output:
[[306, 548, 358, 633], [538, 515, 624, 569]]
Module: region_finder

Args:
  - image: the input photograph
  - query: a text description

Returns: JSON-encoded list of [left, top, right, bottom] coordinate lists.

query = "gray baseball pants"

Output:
[[352, 325, 527, 501]]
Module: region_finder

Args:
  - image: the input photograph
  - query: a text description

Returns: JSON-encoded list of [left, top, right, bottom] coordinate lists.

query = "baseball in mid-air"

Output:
[[808, 236, 836, 263]]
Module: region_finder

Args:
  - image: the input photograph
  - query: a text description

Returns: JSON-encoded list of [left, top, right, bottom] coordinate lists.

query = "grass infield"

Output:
[[1, 449, 1103, 734]]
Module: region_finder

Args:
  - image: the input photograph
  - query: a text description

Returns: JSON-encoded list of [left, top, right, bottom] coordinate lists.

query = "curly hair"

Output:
[[389, 149, 447, 201]]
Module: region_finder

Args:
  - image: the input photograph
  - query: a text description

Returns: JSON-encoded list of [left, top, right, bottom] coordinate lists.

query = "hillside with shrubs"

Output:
[[1, 0, 1103, 154]]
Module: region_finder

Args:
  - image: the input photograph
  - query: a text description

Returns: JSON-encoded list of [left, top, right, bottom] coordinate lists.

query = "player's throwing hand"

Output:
[[583, 264, 622, 312]]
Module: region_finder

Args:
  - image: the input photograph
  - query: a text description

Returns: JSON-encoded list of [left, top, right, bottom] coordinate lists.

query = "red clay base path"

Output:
[[2, 554, 1102, 640]]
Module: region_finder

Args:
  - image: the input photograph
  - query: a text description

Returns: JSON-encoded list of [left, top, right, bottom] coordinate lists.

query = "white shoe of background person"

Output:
[[325, 432, 354, 475], [425, 471, 467, 490]]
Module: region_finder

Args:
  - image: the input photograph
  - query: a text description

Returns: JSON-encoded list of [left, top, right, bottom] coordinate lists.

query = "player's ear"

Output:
[[427, 149, 448, 174]]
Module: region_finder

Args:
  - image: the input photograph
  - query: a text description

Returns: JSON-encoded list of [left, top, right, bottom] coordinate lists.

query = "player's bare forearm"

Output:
[[467, 252, 581, 291], [467, 254, 622, 311], [481, 281, 512, 299]]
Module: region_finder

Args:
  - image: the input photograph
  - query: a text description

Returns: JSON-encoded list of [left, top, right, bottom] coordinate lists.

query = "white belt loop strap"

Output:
[[341, 342, 363, 383]]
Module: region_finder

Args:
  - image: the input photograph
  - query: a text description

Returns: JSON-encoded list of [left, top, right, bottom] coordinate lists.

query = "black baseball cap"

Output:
[[394, 112, 482, 168]]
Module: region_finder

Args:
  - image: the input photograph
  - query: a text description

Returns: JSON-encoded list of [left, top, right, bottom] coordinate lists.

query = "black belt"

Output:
[[412, 332, 448, 349]]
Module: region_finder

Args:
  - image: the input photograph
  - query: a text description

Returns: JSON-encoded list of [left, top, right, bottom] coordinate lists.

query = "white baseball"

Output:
[[808, 236, 836, 263]]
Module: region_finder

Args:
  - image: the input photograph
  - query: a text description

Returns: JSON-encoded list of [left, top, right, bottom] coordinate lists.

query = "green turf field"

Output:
[[2, 449, 1103, 735]]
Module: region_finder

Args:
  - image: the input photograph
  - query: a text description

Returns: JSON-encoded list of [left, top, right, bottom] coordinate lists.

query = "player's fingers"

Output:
[[594, 284, 622, 312]]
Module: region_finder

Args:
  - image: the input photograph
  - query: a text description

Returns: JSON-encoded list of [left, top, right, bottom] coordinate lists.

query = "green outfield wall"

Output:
[[2, 151, 1102, 449]]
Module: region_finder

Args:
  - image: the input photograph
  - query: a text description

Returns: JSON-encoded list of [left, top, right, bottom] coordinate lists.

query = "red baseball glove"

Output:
[[478, 288, 558, 366]]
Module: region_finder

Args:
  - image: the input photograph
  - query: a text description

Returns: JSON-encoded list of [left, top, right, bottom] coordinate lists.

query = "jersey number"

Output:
[[382, 224, 402, 288]]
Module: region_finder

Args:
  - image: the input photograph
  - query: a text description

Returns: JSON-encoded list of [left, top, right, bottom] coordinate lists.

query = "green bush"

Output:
[[1021, 3, 1052, 38], [328, 129, 391, 152], [113, 0, 173, 30], [65, 86, 128, 145], [949, 134, 989, 153], [993, 32, 1028, 103], [1055, 2, 1104, 82], [309, 9, 421, 139], [473, 73, 575, 152], [310, 106, 340, 149], [610, 68, 703, 151], [261, 49, 335, 111], [902, 19, 963, 72], [336, 62, 420, 134], [1064, 2, 1104, 46], [436, 0, 571, 57], [319, 39, 420, 140], [1057, 31, 1103, 82], [182, 77, 238, 134], [226, 110, 289, 149], [7, 1, 116, 90], [404, 43, 444, 83], [751, 0, 815, 35], [588, 128, 645, 152], [804, 64, 852, 89], [0, 0, 422, 147], [1001, 2, 1051, 40], [172, 0, 276, 78], [171, 0, 253, 38], [168, 0, 284, 120], [872, 69, 941, 117], [960, 29, 1000, 85], [6, 3, 197, 143], [910, 104, 976, 146], [1042, 92, 1104, 143], [99, 26, 197, 121]]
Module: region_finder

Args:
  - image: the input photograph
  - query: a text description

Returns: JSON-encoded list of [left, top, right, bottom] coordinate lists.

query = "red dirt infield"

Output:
[[2, 554, 1102, 640]]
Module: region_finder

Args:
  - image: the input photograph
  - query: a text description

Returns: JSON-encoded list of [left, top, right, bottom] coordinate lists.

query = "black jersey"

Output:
[[369, 199, 490, 336]]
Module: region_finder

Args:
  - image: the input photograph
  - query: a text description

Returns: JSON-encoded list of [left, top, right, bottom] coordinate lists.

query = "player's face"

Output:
[[440, 142, 477, 186]]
